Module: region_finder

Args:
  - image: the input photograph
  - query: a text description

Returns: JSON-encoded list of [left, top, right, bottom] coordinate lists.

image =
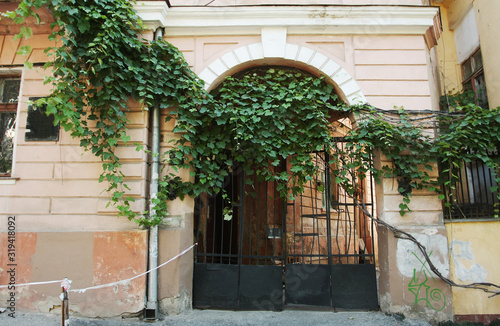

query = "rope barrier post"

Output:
[[61, 278, 71, 326]]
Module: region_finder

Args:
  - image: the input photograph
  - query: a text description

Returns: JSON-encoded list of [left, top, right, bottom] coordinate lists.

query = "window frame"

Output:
[[0, 73, 22, 178], [320, 168, 339, 211], [461, 48, 488, 107]]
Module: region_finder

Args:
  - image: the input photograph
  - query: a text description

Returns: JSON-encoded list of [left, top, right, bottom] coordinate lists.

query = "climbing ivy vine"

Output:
[[4, 0, 500, 228], [168, 68, 342, 200], [3, 0, 207, 226], [339, 101, 500, 217]]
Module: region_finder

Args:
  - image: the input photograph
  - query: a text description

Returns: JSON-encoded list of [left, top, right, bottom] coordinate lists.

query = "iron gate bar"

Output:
[[237, 169, 245, 306], [325, 150, 333, 267], [301, 213, 328, 217]]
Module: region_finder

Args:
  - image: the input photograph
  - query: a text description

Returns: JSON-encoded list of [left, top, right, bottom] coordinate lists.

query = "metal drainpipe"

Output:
[[145, 26, 164, 321]]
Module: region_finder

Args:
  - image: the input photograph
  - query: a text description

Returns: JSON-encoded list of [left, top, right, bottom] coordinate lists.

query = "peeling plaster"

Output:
[[159, 290, 191, 315], [450, 240, 487, 283], [397, 233, 449, 278]]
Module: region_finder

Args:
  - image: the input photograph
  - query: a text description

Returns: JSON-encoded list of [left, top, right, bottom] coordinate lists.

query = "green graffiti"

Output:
[[408, 251, 446, 311]]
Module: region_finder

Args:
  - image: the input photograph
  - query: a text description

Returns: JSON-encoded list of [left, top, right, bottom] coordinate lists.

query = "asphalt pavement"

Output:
[[1, 309, 434, 326]]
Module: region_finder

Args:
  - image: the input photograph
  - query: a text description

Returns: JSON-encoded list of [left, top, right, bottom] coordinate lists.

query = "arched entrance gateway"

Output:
[[192, 66, 378, 310]]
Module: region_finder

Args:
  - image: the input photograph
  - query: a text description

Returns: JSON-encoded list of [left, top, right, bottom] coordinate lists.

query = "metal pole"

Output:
[[61, 285, 64, 326], [61, 278, 69, 326], [145, 26, 164, 321], [145, 85, 160, 320]]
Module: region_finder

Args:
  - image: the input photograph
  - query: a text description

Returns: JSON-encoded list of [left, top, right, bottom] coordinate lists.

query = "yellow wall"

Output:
[[445, 221, 500, 316], [433, 0, 500, 108], [436, 2, 500, 314], [473, 0, 500, 108], [436, 2, 500, 315], [441, 0, 473, 28], [432, 3, 461, 95]]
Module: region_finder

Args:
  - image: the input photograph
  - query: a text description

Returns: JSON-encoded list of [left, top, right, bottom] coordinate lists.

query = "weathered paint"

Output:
[[0, 232, 37, 311], [0, 230, 148, 317], [407, 251, 446, 312], [449, 240, 487, 283], [445, 221, 500, 317], [377, 226, 453, 322], [89, 231, 148, 317], [396, 233, 449, 278]]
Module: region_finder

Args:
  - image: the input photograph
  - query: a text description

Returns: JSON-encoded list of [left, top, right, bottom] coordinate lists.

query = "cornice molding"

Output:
[[134, 1, 170, 30], [134, 3, 439, 36]]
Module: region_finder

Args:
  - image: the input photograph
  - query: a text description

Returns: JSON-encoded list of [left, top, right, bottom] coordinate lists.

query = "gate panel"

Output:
[[239, 265, 283, 310], [193, 166, 285, 310], [285, 264, 331, 307], [193, 263, 239, 309], [331, 264, 378, 310], [283, 149, 378, 310]]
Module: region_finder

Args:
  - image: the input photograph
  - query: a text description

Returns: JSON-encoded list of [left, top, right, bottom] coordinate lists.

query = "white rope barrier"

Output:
[[0, 280, 63, 289], [69, 243, 197, 294], [0, 243, 197, 293]]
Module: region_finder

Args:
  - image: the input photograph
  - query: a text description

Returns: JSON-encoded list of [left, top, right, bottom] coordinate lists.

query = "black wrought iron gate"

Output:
[[193, 149, 378, 310]]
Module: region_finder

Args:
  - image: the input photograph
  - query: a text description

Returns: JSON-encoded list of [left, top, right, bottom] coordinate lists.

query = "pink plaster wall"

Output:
[[0, 230, 148, 317], [168, 33, 433, 110]]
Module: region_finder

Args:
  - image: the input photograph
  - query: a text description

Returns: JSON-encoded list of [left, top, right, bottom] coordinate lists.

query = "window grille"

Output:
[[442, 158, 499, 219]]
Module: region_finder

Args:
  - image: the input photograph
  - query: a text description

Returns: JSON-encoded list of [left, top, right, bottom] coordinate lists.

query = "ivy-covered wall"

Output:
[[3, 1, 499, 322]]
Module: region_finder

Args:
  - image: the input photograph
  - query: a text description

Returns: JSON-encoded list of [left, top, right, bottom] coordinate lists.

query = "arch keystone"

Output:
[[261, 27, 287, 58]]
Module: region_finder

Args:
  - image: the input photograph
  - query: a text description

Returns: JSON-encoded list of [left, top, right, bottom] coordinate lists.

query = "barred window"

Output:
[[442, 158, 499, 220]]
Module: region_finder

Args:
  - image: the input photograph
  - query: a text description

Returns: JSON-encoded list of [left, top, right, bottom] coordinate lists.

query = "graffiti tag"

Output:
[[407, 251, 446, 311]]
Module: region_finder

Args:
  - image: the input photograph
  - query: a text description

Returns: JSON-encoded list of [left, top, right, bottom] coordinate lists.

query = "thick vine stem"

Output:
[[354, 198, 500, 298]]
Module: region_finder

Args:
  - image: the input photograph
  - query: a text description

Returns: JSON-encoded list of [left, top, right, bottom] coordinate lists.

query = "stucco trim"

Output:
[[134, 3, 439, 36], [134, 1, 170, 30], [198, 42, 367, 106], [0, 177, 18, 185]]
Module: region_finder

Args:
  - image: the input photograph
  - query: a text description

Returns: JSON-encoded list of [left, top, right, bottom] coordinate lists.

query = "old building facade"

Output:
[[0, 0, 498, 323]]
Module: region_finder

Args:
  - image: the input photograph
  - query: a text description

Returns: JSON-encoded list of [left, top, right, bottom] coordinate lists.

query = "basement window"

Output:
[[0, 76, 20, 177]]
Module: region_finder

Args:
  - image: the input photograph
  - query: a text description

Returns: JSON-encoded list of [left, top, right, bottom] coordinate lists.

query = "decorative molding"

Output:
[[134, 3, 439, 36], [198, 42, 367, 106], [134, 1, 170, 30]]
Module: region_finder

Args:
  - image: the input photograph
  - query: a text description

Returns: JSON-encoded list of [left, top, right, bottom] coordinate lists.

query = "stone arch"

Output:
[[193, 45, 380, 312], [198, 42, 367, 106]]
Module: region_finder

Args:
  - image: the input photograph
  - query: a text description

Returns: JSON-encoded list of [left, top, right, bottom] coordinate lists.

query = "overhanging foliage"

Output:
[[3, 0, 500, 228]]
